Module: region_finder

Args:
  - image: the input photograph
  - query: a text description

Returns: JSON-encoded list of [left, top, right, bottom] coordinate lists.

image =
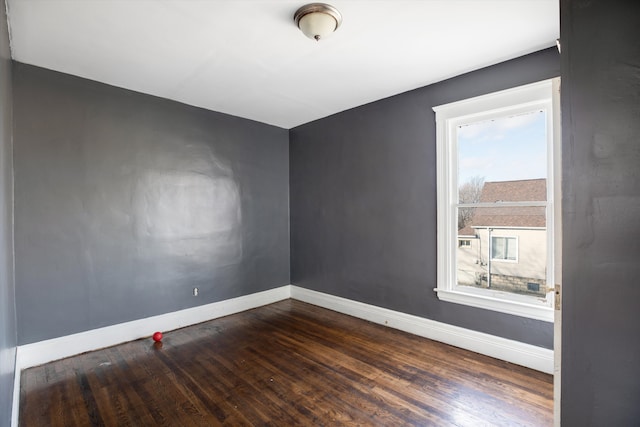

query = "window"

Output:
[[459, 239, 471, 248], [433, 79, 559, 322], [491, 236, 517, 261]]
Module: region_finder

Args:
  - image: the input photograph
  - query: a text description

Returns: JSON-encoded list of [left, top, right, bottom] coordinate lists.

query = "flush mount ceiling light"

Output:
[[294, 3, 342, 41]]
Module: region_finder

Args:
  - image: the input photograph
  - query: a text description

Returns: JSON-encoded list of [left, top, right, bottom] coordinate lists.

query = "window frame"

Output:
[[433, 79, 557, 322]]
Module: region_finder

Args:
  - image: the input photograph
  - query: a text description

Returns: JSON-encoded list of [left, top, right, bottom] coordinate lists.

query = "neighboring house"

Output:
[[457, 179, 548, 296]]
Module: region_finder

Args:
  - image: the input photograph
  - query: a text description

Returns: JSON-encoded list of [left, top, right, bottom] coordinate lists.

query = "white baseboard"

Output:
[[11, 348, 19, 427], [290, 285, 553, 374], [12, 282, 552, 427], [16, 284, 553, 373], [16, 285, 291, 370]]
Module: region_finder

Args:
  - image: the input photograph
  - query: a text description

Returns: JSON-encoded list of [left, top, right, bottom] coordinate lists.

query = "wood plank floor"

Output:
[[20, 300, 553, 426]]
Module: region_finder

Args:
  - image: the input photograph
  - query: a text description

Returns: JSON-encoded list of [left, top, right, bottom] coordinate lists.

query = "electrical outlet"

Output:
[[193, 287, 199, 296]]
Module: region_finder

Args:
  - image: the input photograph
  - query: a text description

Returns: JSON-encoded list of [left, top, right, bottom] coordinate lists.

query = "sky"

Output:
[[457, 109, 547, 185]]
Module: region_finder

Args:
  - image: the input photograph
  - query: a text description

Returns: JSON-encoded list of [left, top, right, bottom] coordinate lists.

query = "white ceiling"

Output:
[[5, 0, 559, 129]]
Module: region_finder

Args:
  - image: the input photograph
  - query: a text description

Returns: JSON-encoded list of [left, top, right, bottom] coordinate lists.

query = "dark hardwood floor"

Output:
[[20, 299, 553, 426]]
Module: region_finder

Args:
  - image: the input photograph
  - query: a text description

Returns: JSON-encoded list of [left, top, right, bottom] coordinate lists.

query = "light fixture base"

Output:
[[294, 3, 342, 41]]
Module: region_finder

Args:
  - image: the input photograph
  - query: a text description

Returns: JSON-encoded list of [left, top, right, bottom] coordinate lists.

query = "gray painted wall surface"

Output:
[[290, 48, 559, 349], [561, 0, 640, 424], [0, 0, 16, 424], [14, 63, 290, 345]]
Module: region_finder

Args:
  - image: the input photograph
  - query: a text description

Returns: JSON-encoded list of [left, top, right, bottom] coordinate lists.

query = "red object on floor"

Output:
[[152, 331, 163, 342]]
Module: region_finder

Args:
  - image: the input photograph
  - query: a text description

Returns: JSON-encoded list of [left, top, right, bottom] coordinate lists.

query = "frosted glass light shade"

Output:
[[294, 3, 342, 41], [298, 12, 338, 40]]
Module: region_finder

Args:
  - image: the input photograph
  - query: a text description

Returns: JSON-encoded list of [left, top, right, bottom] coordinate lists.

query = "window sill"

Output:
[[434, 287, 554, 322]]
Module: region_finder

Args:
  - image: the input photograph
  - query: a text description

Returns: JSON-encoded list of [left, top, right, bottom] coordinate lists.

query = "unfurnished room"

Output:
[[0, 1, 639, 426]]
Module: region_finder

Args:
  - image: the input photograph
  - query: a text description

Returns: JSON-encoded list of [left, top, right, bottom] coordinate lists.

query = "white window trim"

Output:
[[433, 79, 557, 323]]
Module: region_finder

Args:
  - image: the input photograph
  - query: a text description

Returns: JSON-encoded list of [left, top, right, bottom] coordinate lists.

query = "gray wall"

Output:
[[290, 48, 559, 349], [0, 0, 15, 423], [561, 0, 640, 424], [13, 64, 290, 345]]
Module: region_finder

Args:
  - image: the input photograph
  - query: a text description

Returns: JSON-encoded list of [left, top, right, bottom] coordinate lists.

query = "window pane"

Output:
[[456, 207, 547, 297], [457, 110, 547, 203], [492, 237, 506, 259], [506, 238, 517, 260], [491, 237, 517, 260]]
